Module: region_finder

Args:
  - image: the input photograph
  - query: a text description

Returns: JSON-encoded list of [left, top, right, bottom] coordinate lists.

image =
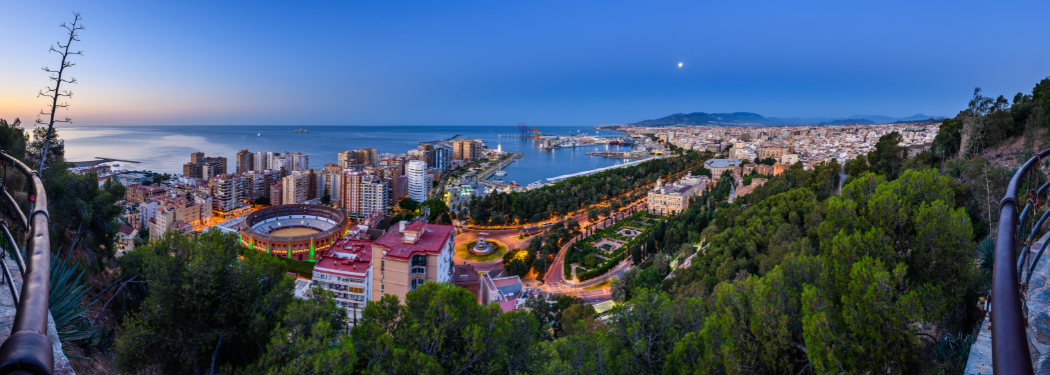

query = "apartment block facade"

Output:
[[370, 221, 455, 301]]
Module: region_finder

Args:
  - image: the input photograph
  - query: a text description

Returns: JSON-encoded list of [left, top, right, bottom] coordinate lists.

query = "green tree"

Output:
[[27, 126, 64, 166], [320, 186, 331, 205], [868, 131, 905, 179], [44, 166, 126, 262], [844, 154, 869, 176], [0, 118, 27, 159], [930, 117, 963, 160], [243, 291, 355, 374], [560, 304, 597, 337], [352, 283, 536, 374], [398, 197, 420, 211], [420, 198, 450, 221], [115, 231, 294, 374]]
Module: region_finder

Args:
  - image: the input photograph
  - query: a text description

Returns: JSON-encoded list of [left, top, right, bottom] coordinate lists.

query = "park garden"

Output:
[[564, 210, 664, 281]]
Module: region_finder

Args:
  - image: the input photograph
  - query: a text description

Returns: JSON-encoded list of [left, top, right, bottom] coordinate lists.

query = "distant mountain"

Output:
[[817, 118, 876, 125], [630, 112, 945, 126], [847, 113, 942, 124], [632, 112, 780, 126]]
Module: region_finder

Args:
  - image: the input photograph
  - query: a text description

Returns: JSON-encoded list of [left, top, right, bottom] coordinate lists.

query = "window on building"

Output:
[[411, 255, 426, 266], [411, 267, 426, 275], [410, 278, 425, 290]]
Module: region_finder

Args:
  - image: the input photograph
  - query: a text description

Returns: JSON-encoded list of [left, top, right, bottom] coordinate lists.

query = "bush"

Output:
[[583, 254, 597, 268], [578, 254, 626, 281]]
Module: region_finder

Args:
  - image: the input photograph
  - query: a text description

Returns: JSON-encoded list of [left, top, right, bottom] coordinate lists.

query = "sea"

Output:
[[60, 125, 636, 186]]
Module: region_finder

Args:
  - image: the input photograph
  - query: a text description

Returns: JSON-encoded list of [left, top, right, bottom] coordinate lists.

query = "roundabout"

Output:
[[455, 239, 508, 263], [238, 204, 350, 261]]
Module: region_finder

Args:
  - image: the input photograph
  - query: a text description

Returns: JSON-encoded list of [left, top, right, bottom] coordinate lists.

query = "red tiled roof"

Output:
[[119, 225, 135, 235], [498, 299, 516, 313], [491, 276, 521, 288], [452, 264, 479, 285], [373, 222, 454, 260], [314, 238, 374, 276]]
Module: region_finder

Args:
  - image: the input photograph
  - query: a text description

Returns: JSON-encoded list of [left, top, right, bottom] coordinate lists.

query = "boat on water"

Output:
[[257, 133, 261, 136], [294, 129, 308, 133], [494, 170, 507, 177]]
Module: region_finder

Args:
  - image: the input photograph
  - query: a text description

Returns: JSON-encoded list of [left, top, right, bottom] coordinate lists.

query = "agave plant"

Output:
[[49, 249, 94, 343], [975, 236, 995, 287]]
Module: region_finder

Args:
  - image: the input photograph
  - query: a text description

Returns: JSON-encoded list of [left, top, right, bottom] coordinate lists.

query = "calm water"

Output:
[[60, 125, 635, 185]]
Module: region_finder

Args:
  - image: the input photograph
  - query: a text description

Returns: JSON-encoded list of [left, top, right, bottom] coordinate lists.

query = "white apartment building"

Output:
[[406, 160, 427, 203], [253, 151, 271, 171]]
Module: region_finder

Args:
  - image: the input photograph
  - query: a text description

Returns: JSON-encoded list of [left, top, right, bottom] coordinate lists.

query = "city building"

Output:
[[313, 236, 374, 323], [704, 158, 742, 181], [183, 152, 227, 179], [452, 139, 482, 160], [432, 146, 451, 171], [210, 174, 248, 213], [406, 160, 428, 203], [244, 169, 280, 201], [125, 184, 166, 204], [340, 148, 378, 168], [452, 263, 525, 311], [647, 173, 708, 215], [116, 225, 137, 257], [236, 149, 255, 174], [282, 170, 313, 205], [315, 169, 343, 206], [269, 182, 283, 206], [149, 207, 195, 242], [359, 176, 389, 216], [253, 151, 271, 171], [139, 200, 159, 229], [337, 150, 359, 168], [341, 169, 365, 215], [370, 221, 455, 301], [757, 146, 790, 160], [287, 152, 309, 171]]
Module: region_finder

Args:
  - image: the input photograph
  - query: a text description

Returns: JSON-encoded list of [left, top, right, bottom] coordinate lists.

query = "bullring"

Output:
[[238, 204, 350, 261]]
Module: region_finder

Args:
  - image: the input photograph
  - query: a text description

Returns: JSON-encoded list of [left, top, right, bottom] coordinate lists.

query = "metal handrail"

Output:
[[0, 151, 53, 375], [991, 150, 1050, 375]]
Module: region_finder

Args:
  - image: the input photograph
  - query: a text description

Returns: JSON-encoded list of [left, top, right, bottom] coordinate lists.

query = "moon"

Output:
[[678, 62, 683, 67]]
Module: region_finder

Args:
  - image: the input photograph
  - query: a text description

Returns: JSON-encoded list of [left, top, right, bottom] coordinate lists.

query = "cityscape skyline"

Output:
[[1, 0, 1048, 126]]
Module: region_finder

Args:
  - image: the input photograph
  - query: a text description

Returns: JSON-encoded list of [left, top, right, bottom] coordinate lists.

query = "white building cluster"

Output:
[[621, 122, 941, 168]]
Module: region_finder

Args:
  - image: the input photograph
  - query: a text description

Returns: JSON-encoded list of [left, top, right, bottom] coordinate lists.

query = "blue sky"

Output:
[[1, 0, 1048, 126]]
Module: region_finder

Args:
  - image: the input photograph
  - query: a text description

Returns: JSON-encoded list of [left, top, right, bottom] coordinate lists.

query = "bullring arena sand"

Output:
[[268, 227, 321, 237]]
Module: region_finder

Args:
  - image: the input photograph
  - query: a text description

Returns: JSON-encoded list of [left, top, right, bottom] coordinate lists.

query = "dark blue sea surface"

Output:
[[61, 125, 635, 186]]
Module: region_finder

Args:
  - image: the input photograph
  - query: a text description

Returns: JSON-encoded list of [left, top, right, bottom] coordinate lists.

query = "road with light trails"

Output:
[[540, 201, 649, 304]]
